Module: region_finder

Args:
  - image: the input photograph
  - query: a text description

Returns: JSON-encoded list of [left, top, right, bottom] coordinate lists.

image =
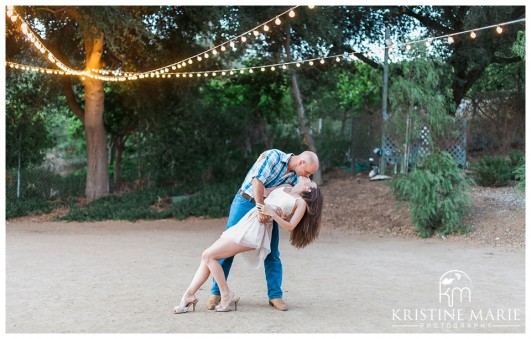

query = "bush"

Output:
[[473, 155, 512, 187], [390, 152, 472, 238], [6, 168, 86, 219], [508, 150, 525, 179], [514, 162, 525, 192], [59, 179, 240, 222]]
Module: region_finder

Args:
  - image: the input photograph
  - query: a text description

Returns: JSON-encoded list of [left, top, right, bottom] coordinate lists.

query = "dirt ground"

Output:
[[4, 173, 526, 333]]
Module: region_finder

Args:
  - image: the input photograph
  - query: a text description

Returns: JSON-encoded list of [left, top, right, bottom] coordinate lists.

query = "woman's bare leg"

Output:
[[202, 238, 253, 309], [176, 259, 211, 309]]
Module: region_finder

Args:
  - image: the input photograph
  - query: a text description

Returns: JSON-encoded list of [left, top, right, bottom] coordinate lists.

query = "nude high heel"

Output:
[[214, 295, 240, 312], [174, 298, 198, 314]]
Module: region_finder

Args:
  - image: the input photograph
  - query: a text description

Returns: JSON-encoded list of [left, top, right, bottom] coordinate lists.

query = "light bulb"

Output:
[[212, 72, 217, 76], [249, 69, 254, 73], [309, 61, 314, 66], [240, 70, 244, 74], [7, 10, 13, 17], [189, 74, 193, 78], [197, 73, 201, 77], [253, 30, 259, 36], [308, 5, 315, 9], [197, 56, 202, 61], [222, 71, 226, 75], [241, 36, 247, 42], [230, 41, 235, 48], [21, 23, 28, 34], [11, 15, 17, 22], [320, 59, 325, 64], [336, 57, 340, 62], [275, 17, 281, 25], [496, 26, 503, 34], [165, 68, 169, 72], [221, 45, 226, 51], [212, 49, 217, 55], [470, 31, 476, 39], [264, 24, 269, 32], [448, 36, 454, 44], [172, 65, 176, 70], [425, 40, 431, 47], [188, 59, 193, 64], [289, 10, 295, 18], [204, 53, 209, 58], [182, 62, 187, 67], [406, 44, 412, 50], [282, 65, 287, 69], [271, 66, 275, 71], [261, 67, 265, 72], [296, 63, 301, 67]]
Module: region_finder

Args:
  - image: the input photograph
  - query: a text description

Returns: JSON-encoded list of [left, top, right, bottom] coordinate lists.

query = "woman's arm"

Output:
[[257, 199, 306, 232]]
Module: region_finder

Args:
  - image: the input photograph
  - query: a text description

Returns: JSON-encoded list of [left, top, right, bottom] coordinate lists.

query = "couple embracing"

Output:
[[174, 149, 323, 313]]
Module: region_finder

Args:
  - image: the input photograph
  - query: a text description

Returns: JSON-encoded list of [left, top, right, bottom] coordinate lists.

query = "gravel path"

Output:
[[5, 218, 525, 333]]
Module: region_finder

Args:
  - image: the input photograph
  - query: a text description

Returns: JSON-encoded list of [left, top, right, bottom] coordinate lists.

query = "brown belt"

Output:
[[238, 189, 255, 203]]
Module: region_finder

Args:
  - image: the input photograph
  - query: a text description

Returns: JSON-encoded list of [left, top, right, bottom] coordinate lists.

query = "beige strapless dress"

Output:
[[220, 188, 299, 268]]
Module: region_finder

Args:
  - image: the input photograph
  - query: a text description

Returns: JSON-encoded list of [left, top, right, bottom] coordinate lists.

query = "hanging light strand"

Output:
[[388, 17, 526, 51], [140, 5, 300, 77]]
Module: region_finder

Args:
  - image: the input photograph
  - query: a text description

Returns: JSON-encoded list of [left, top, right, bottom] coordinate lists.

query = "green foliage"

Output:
[[473, 156, 512, 187], [59, 187, 172, 221], [6, 169, 85, 218], [513, 31, 525, 59], [6, 71, 55, 169], [170, 180, 240, 219], [390, 152, 472, 238], [514, 162, 525, 192], [388, 59, 456, 151], [59, 180, 239, 222], [508, 150, 525, 168]]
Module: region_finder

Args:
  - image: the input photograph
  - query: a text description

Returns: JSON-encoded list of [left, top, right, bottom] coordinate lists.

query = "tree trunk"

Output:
[[283, 27, 323, 185], [84, 77, 109, 201], [83, 33, 109, 202], [113, 136, 126, 190]]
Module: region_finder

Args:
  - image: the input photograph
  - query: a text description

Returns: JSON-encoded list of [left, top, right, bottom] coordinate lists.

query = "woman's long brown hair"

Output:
[[290, 187, 323, 249]]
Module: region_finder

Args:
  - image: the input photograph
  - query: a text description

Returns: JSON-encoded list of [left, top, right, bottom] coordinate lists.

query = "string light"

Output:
[[496, 25, 503, 34], [448, 36, 454, 43], [308, 5, 315, 9], [263, 24, 270, 32], [289, 10, 295, 18], [275, 17, 281, 25], [470, 31, 477, 39], [7, 6, 526, 83]]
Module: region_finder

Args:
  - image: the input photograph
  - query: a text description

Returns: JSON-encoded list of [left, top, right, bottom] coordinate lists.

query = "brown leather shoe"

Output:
[[207, 295, 221, 310], [269, 298, 288, 311]]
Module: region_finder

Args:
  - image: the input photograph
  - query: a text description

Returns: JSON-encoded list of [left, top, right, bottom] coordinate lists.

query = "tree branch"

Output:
[[62, 77, 85, 122], [492, 55, 522, 65], [401, 6, 453, 35]]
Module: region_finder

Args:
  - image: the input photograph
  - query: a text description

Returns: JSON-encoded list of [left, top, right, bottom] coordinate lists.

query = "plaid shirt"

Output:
[[239, 149, 299, 198]]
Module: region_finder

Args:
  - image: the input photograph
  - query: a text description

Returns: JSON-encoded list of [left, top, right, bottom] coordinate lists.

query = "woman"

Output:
[[174, 176, 323, 313]]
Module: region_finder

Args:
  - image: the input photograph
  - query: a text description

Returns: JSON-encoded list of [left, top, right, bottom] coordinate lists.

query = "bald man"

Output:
[[207, 149, 319, 311]]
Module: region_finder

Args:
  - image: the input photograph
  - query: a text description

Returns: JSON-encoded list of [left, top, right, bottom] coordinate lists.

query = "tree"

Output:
[[398, 6, 525, 113], [9, 6, 232, 201]]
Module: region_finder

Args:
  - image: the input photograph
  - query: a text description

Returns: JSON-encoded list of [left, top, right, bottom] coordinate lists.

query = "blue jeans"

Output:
[[210, 194, 283, 300]]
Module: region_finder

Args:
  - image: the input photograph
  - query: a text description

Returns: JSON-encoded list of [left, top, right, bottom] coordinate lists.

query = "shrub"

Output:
[[390, 152, 472, 238], [59, 180, 240, 222], [508, 150, 525, 180], [473, 155, 512, 187], [514, 162, 525, 192]]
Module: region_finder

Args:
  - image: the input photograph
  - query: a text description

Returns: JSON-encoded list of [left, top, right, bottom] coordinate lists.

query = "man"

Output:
[[207, 149, 319, 311]]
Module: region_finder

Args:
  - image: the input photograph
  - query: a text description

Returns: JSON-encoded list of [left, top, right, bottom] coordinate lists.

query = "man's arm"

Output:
[[252, 178, 270, 223]]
